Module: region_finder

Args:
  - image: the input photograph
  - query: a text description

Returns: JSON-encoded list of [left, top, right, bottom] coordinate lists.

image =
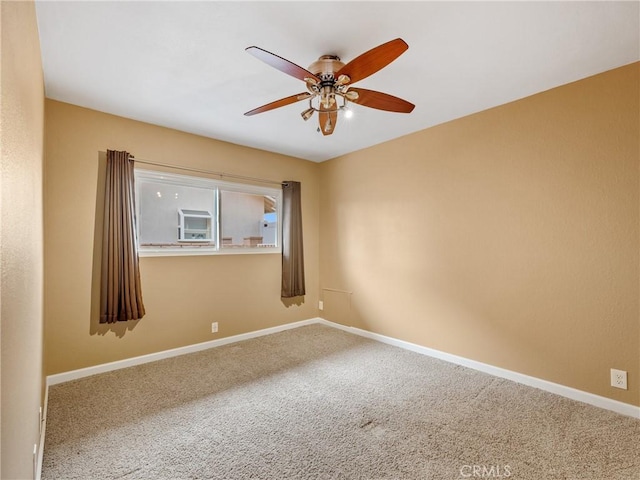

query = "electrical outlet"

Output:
[[211, 322, 218, 333], [319, 300, 324, 311], [610, 368, 627, 390]]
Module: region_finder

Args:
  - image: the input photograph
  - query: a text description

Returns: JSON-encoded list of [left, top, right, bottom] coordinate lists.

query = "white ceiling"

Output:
[[35, 1, 639, 162]]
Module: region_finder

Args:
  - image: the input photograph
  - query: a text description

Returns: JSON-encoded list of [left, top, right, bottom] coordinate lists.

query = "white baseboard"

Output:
[[46, 318, 322, 386], [44, 316, 639, 420], [316, 319, 640, 419], [36, 382, 48, 480]]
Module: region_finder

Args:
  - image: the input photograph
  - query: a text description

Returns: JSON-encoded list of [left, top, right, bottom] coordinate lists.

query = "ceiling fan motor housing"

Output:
[[308, 55, 345, 84]]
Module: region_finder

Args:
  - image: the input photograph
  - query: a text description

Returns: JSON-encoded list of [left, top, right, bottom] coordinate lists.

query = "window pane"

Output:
[[220, 191, 278, 248], [138, 180, 215, 248]]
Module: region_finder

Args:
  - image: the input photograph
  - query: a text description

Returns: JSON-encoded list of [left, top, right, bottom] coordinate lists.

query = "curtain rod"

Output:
[[129, 156, 286, 186]]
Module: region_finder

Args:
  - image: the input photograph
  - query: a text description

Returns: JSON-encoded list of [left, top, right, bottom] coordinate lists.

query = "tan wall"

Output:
[[319, 63, 639, 406], [0, 1, 45, 478], [44, 100, 319, 375]]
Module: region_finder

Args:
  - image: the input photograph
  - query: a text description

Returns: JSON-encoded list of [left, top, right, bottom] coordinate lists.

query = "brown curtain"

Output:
[[100, 150, 145, 323], [281, 181, 305, 298]]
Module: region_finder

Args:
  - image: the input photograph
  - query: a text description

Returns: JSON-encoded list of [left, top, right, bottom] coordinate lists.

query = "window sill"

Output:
[[139, 247, 281, 257]]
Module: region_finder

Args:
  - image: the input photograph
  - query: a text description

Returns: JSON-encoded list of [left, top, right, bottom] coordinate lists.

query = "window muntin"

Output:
[[135, 170, 281, 256]]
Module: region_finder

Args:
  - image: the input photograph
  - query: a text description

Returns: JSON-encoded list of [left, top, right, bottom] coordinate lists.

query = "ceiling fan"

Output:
[[244, 38, 415, 136]]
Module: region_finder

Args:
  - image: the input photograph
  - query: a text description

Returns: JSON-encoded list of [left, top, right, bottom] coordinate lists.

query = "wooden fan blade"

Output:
[[244, 92, 312, 116], [335, 38, 408, 85], [348, 88, 415, 113], [318, 103, 337, 136], [246, 46, 320, 83]]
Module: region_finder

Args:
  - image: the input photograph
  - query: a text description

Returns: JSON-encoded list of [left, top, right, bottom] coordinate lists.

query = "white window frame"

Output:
[[135, 169, 282, 257]]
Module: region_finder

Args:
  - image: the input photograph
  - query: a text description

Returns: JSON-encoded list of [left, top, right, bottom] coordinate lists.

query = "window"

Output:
[[135, 170, 281, 256], [178, 209, 213, 242]]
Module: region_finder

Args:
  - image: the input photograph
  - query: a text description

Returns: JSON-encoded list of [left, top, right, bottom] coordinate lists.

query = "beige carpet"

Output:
[[42, 324, 639, 479]]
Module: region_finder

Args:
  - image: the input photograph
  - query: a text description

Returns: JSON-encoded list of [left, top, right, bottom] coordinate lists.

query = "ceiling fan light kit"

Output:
[[244, 38, 415, 136]]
